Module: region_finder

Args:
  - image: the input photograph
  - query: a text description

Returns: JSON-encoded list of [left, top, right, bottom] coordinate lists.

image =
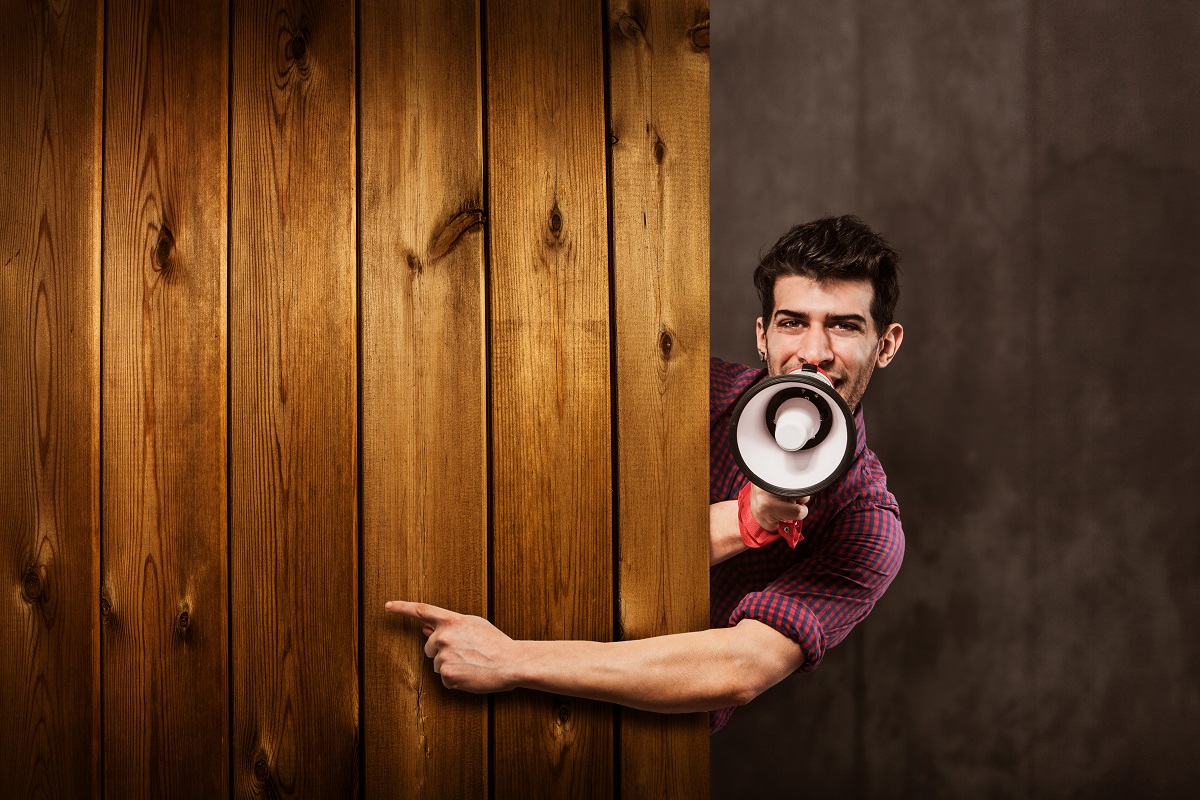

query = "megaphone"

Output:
[[729, 364, 857, 499]]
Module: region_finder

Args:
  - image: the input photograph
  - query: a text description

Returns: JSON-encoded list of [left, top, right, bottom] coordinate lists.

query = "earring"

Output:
[[758, 351, 765, 362]]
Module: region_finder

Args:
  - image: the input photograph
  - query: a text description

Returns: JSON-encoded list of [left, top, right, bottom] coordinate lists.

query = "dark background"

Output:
[[709, 2, 1200, 797]]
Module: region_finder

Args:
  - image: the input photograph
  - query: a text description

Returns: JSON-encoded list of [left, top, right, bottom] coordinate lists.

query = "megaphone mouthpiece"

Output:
[[773, 397, 821, 451]]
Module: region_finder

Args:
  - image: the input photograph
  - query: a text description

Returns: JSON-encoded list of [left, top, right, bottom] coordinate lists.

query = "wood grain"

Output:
[[0, 1, 103, 797], [101, 1, 229, 796], [608, 1, 711, 795], [486, 0, 613, 796], [229, 1, 358, 796], [360, 1, 488, 797]]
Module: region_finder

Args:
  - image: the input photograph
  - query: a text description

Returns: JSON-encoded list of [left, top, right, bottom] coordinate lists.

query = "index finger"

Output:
[[384, 600, 457, 624]]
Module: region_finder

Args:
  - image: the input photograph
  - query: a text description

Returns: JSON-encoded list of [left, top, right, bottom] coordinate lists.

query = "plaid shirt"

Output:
[[709, 358, 905, 732]]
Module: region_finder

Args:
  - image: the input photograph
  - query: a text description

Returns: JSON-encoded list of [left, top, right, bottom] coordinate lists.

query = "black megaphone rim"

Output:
[[728, 371, 858, 498]]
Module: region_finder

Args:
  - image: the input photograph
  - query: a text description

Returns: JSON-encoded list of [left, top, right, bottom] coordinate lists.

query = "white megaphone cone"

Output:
[[729, 364, 857, 499]]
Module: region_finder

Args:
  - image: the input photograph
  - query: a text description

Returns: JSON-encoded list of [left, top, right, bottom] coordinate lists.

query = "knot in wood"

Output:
[[428, 208, 485, 263], [288, 34, 307, 63], [654, 137, 666, 164], [688, 21, 710, 50], [548, 206, 563, 237], [253, 757, 270, 783], [153, 225, 174, 272], [175, 606, 191, 635], [617, 14, 645, 42], [658, 330, 674, 359], [100, 592, 113, 625], [22, 567, 43, 603], [556, 702, 571, 724]]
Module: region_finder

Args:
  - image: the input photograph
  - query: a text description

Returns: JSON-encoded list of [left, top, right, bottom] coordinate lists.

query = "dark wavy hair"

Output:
[[754, 215, 900, 335]]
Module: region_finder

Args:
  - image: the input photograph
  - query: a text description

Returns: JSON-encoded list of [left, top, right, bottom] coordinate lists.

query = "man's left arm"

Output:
[[385, 601, 804, 714]]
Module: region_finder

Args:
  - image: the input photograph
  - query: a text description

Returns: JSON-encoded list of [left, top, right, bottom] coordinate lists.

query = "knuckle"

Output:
[[445, 662, 470, 688]]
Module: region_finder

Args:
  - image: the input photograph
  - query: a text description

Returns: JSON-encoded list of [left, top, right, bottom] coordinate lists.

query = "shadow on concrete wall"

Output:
[[710, 2, 1200, 797]]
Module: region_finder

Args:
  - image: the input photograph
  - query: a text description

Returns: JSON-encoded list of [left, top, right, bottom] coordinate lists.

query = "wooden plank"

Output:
[[607, 1, 710, 796], [486, 0, 613, 796], [0, 1, 103, 797], [360, 1, 488, 797], [229, 1, 358, 796], [100, 1, 229, 796]]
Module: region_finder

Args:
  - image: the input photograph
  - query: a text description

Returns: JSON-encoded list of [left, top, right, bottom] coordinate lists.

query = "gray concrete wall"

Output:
[[710, 2, 1200, 797]]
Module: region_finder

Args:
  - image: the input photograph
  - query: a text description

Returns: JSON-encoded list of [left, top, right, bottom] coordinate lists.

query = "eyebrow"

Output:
[[773, 309, 868, 326]]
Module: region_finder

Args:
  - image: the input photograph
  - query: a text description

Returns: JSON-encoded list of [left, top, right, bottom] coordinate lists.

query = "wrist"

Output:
[[503, 639, 533, 690], [737, 482, 779, 548], [710, 500, 746, 566]]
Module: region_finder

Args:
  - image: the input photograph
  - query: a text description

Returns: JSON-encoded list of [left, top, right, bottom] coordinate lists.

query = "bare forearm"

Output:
[[710, 500, 747, 565], [388, 601, 805, 714], [508, 622, 799, 714]]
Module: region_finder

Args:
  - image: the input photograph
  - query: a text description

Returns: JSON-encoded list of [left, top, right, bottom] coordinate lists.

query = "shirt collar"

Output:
[[852, 403, 867, 457]]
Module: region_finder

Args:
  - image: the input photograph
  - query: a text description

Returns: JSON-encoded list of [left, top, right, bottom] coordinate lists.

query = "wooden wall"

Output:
[[0, 0, 709, 797]]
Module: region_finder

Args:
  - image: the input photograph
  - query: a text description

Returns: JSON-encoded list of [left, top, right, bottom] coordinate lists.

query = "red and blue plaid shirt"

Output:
[[709, 357, 905, 732]]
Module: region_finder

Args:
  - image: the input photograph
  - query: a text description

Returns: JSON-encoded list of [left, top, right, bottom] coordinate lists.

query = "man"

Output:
[[387, 215, 905, 732]]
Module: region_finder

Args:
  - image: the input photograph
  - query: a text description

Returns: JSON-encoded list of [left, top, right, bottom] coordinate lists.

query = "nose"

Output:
[[798, 327, 835, 369]]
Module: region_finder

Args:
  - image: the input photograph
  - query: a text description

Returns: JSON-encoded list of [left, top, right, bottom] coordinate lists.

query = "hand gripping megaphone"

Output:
[[729, 363, 857, 510]]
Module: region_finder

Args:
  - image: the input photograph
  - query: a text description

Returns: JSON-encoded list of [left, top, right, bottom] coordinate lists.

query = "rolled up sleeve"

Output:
[[728, 498, 904, 673]]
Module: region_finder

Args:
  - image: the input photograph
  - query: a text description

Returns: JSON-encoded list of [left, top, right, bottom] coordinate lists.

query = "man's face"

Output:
[[756, 275, 903, 410]]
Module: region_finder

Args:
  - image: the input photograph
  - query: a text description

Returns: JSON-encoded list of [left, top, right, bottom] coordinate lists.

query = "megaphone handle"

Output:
[[737, 482, 805, 549]]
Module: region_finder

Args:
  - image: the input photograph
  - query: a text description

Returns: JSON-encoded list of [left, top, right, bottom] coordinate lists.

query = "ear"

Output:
[[756, 317, 767, 356], [875, 322, 903, 368]]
